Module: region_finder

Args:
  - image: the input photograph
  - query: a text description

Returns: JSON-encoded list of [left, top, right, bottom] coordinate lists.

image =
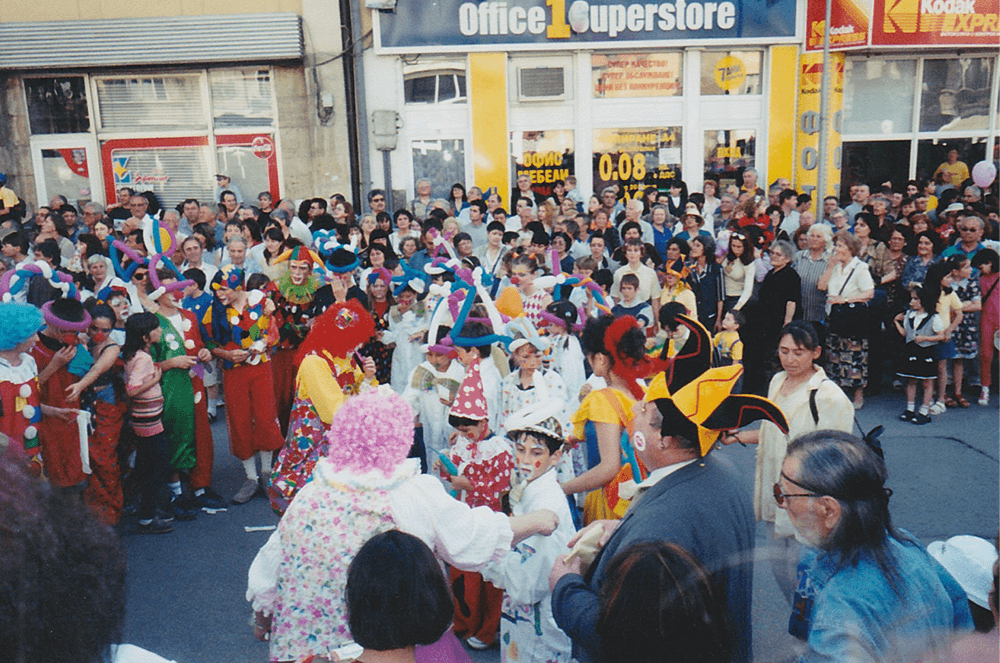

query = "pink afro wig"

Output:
[[325, 389, 415, 477]]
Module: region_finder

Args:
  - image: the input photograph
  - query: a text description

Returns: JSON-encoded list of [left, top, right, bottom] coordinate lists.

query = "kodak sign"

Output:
[[872, 0, 999, 45]]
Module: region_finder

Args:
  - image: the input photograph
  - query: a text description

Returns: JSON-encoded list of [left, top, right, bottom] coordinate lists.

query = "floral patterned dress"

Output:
[[361, 299, 394, 384], [952, 277, 981, 359]]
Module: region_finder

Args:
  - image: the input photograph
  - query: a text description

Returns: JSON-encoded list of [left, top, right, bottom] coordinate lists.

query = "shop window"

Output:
[[704, 130, 756, 189], [700, 51, 761, 96], [412, 139, 466, 200], [916, 139, 986, 185], [592, 53, 682, 99], [210, 69, 274, 128], [842, 58, 916, 135], [104, 141, 213, 210], [592, 127, 682, 201], [24, 77, 90, 135], [404, 72, 467, 105], [38, 148, 92, 208], [96, 75, 206, 131], [841, 141, 911, 198], [920, 57, 994, 132], [511, 130, 575, 201]]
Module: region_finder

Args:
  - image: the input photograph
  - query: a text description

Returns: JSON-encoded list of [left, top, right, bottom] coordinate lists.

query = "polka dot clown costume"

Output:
[[0, 302, 46, 473]]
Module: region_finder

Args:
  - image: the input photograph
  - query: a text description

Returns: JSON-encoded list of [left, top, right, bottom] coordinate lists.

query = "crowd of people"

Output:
[[0, 164, 997, 663]]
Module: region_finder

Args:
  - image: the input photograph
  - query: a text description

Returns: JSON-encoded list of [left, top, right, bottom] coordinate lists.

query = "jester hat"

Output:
[[272, 245, 323, 267], [645, 313, 788, 456], [212, 264, 246, 292]]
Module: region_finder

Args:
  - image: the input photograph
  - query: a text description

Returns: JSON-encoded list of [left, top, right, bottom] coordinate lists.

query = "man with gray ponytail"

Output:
[[778, 430, 973, 662]]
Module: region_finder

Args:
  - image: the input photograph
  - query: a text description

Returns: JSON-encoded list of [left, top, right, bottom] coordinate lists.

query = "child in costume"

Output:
[[384, 279, 428, 395], [0, 302, 78, 475], [510, 252, 552, 328], [182, 268, 222, 420], [204, 265, 284, 505], [540, 300, 587, 406], [435, 361, 514, 650], [454, 320, 504, 435], [66, 304, 127, 525], [482, 400, 576, 663], [403, 327, 465, 472], [148, 269, 225, 515], [361, 269, 395, 385], [269, 300, 377, 515], [498, 332, 568, 440]]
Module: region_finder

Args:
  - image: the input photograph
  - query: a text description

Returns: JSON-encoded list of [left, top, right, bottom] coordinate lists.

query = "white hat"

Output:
[[943, 202, 965, 214], [927, 535, 998, 609], [505, 399, 564, 443]]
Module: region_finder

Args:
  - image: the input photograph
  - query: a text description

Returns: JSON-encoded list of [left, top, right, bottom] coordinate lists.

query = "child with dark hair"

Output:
[[895, 284, 946, 425], [924, 261, 964, 415], [122, 312, 172, 534], [403, 326, 465, 471], [945, 254, 981, 408], [713, 309, 745, 367], [384, 281, 427, 395], [346, 530, 455, 657], [482, 400, 576, 663], [972, 248, 999, 405], [454, 320, 503, 433], [611, 272, 653, 330]]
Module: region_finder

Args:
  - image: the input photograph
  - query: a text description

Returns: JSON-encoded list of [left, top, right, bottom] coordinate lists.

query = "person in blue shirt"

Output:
[[779, 430, 973, 662]]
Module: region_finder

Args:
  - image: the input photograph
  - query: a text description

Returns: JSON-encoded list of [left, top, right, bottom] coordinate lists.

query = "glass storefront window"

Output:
[[704, 130, 756, 189], [592, 52, 682, 99], [916, 139, 986, 186], [210, 69, 274, 129], [105, 141, 213, 210], [700, 51, 762, 96], [841, 141, 910, 201], [404, 72, 467, 105], [39, 148, 93, 207], [511, 131, 575, 201], [24, 77, 90, 135], [592, 127, 682, 201], [920, 57, 994, 132], [842, 58, 916, 135], [412, 139, 466, 200], [95, 75, 206, 131]]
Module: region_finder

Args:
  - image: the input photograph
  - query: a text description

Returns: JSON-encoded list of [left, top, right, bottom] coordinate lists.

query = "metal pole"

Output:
[[817, 0, 833, 200], [381, 149, 394, 213]]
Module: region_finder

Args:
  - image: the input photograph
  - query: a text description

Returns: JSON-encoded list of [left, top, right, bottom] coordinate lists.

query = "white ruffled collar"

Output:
[[314, 457, 420, 492]]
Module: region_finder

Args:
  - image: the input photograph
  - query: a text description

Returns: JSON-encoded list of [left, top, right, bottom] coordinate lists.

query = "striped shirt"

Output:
[[125, 351, 164, 437], [793, 248, 832, 323]]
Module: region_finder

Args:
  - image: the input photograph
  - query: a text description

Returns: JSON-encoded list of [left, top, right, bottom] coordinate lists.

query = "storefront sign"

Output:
[[806, 0, 871, 50], [713, 55, 747, 90], [592, 127, 682, 201], [58, 149, 89, 178], [251, 136, 275, 160], [511, 131, 575, 200], [376, 0, 798, 51], [593, 52, 682, 98], [871, 0, 999, 45], [794, 51, 844, 198]]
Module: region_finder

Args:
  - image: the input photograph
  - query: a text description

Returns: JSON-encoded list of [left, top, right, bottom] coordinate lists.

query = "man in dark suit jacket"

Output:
[[549, 398, 756, 663]]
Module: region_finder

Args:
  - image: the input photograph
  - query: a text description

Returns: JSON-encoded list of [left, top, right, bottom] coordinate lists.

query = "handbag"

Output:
[[828, 265, 869, 338]]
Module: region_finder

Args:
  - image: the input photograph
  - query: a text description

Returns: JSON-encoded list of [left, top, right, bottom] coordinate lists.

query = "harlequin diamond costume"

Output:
[[266, 246, 323, 435], [268, 300, 377, 515]]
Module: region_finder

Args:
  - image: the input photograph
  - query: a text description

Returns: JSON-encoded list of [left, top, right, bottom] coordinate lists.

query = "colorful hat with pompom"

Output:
[[449, 361, 488, 421]]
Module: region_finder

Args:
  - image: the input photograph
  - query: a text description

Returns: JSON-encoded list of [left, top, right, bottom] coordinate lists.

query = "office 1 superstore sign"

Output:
[[375, 0, 798, 51]]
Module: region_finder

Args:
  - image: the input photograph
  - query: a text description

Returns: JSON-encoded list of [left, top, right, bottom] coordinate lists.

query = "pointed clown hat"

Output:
[[645, 313, 788, 456], [272, 244, 323, 267], [449, 361, 489, 421]]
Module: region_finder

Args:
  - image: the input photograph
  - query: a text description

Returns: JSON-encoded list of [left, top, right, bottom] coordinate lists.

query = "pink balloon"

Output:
[[972, 161, 997, 189]]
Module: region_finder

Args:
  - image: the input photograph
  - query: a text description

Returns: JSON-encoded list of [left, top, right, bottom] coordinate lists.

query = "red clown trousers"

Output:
[[222, 362, 284, 461], [189, 374, 215, 491], [449, 567, 503, 646], [83, 399, 126, 526]]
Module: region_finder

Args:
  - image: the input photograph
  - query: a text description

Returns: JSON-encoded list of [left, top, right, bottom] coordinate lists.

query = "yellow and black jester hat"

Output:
[[647, 313, 789, 456]]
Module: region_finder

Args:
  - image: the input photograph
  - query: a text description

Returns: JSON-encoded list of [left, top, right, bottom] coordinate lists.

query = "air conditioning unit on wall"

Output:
[[517, 66, 568, 102]]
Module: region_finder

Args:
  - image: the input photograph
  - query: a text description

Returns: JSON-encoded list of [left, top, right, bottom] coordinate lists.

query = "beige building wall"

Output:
[[0, 0, 301, 22]]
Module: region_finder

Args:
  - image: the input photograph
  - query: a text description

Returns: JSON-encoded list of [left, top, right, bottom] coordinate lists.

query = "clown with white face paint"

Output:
[[482, 400, 576, 663]]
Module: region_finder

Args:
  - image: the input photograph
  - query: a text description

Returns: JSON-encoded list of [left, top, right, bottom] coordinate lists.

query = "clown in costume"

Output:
[[267, 245, 322, 435], [436, 360, 514, 650], [247, 388, 563, 663], [33, 297, 93, 488], [482, 400, 576, 663], [402, 327, 465, 472], [148, 269, 224, 513], [383, 278, 429, 395], [0, 302, 79, 475], [204, 264, 284, 505], [268, 299, 377, 515]]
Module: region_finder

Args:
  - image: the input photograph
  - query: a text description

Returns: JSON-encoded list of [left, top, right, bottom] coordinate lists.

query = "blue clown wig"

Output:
[[0, 302, 44, 351]]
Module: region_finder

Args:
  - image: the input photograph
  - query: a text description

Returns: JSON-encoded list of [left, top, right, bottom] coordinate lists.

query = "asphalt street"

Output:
[[119, 391, 999, 663]]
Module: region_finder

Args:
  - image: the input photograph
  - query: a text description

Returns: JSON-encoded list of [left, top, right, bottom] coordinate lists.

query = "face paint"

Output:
[[632, 431, 646, 452], [60, 333, 80, 347], [514, 434, 552, 484]]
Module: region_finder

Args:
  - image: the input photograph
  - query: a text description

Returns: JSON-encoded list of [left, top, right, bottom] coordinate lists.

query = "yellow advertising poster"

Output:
[[592, 127, 682, 201], [794, 51, 845, 199], [592, 53, 683, 99]]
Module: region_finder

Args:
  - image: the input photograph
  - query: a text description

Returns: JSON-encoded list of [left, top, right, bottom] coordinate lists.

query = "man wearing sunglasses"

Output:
[[779, 430, 973, 662]]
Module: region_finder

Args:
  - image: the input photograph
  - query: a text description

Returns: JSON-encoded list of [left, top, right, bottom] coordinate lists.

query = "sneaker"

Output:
[[155, 508, 175, 524], [232, 478, 260, 505], [979, 388, 990, 407], [171, 494, 198, 521], [912, 412, 932, 425], [466, 637, 491, 650], [929, 401, 947, 415], [193, 488, 228, 511], [137, 518, 174, 534], [899, 410, 916, 422]]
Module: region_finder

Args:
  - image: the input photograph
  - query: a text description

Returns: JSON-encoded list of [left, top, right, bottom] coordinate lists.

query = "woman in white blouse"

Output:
[[719, 230, 756, 331], [818, 230, 875, 409]]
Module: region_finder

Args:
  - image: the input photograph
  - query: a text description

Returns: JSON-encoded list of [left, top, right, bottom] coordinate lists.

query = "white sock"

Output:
[[194, 488, 205, 497], [242, 458, 259, 482], [919, 405, 930, 415], [168, 481, 182, 496], [906, 401, 915, 412], [259, 451, 273, 475]]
